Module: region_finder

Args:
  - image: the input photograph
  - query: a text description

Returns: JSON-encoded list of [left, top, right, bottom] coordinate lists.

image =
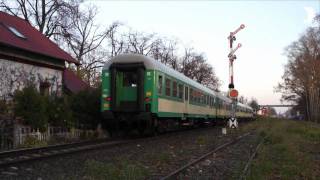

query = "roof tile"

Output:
[[0, 12, 79, 65], [63, 69, 89, 93]]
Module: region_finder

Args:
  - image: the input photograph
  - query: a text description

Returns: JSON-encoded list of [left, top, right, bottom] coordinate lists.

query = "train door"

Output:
[[115, 71, 138, 109], [214, 97, 218, 118], [184, 86, 189, 113], [110, 63, 144, 112], [215, 97, 220, 118]]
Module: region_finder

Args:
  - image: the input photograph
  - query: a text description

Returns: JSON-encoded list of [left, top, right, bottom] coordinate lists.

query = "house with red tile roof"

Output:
[[0, 12, 88, 98]]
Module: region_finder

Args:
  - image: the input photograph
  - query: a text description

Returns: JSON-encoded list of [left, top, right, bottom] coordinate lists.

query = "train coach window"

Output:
[[173, 81, 177, 97], [202, 95, 205, 104], [158, 75, 163, 94], [189, 88, 193, 101], [165, 78, 171, 96], [178, 84, 183, 99], [185, 86, 188, 100], [198, 92, 201, 103], [123, 72, 137, 87]]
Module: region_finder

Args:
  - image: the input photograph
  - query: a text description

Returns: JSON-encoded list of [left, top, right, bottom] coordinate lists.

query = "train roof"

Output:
[[238, 103, 253, 110], [104, 54, 220, 97]]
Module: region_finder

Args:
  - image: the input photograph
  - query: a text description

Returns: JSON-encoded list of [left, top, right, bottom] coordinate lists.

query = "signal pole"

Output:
[[227, 24, 245, 128]]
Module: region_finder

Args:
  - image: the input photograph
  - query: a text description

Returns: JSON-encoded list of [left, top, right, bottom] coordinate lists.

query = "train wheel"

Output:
[[150, 117, 158, 136], [143, 117, 157, 136], [156, 119, 167, 134]]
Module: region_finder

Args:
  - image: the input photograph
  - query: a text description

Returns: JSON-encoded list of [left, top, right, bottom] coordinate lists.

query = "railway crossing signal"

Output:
[[227, 24, 245, 128]]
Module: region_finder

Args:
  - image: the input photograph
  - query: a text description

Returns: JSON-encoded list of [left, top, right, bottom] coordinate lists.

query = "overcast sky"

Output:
[[85, 0, 319, 113]]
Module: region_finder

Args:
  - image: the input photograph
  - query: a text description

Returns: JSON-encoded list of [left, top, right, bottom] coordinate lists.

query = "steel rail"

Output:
[[239, 136, 266, 179], [0, 138, 130, 168], [160, 132, 252, 180], [0, 138, 109, 158], [0, 122, 254, 170], [0, 127, 219, 169]]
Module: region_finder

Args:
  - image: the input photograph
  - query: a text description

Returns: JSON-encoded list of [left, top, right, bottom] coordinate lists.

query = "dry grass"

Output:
[[243, 117, 320, 179]]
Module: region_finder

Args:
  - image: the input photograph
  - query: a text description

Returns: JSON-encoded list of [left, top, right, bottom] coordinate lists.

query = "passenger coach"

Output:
[[101, 54, 253, 134]]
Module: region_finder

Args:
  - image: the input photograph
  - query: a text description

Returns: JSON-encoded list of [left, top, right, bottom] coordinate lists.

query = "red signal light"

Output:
[[229, 89, 239, 98], [144, 97, 151, 102], [105, 96, 111, 101]]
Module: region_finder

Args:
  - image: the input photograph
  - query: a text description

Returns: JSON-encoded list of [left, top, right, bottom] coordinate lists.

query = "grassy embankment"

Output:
[[244, 117, 320, 179]]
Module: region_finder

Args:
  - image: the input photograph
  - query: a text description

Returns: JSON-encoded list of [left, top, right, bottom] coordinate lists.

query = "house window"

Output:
[[178, 84, 183, 99], [40, 81, 51, 96], [165, 78, 171, 96], [172, 81, 177, 97], [7, 25, 27, 39], [158, 75, 163, 94]]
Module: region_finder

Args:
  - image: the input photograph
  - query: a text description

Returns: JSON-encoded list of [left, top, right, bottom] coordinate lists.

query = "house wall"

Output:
[[0, 59, 63, 99]]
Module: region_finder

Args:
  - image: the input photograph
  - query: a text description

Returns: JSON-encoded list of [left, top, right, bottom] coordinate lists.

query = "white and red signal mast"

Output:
[[227, 24, 245, 128]]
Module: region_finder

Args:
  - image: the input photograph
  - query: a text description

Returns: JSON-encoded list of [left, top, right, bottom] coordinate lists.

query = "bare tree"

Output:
[[248, 98, 259, 113], [63, 5, 118, 63], [276, 14, 320, 122], [107, 24, 125, 58], [60, 5, 120, 85], [0, 0, 78, 38], [112, 30, 221, 90], [150, 38, 179, 69], [125, 31, 157, 55], [180, 48, 220, 90]]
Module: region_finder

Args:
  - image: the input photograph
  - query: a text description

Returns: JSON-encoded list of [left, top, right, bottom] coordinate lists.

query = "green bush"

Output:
[[69, 87, 102, 129], [20, 136, 47, 148], [47, 96, 74, 128], [13, 84, 102, 132], [0, 99, 7, 114], [13, 85, 48, 132]]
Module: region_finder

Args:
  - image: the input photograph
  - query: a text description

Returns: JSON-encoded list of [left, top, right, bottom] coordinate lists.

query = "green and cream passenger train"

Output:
[[101, 54, 253, 134]]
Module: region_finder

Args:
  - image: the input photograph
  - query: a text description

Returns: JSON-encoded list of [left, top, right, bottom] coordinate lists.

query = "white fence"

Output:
[[1, 117, 105, 150], [13, 125, 91, 147]]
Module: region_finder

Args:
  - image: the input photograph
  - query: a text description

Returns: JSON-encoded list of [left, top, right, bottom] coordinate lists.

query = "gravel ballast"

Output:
[[0, 124, 260, 180]]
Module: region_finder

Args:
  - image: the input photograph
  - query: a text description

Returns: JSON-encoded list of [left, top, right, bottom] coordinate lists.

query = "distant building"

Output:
[[0, 12, 87, 99]]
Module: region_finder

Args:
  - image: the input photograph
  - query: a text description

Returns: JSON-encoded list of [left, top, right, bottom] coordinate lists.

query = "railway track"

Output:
[[0, 121, 254, 175], [160, 132, 252, 180], [0, 126, 217, 169], [239, 135, 266, 179], [0, 138, 132, 168]]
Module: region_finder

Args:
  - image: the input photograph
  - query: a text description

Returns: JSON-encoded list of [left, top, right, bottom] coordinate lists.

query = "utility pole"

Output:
[[227, 24, 245, 128]]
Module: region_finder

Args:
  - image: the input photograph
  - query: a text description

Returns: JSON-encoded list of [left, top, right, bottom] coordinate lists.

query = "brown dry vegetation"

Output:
[[244, 117, 320, 179]]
